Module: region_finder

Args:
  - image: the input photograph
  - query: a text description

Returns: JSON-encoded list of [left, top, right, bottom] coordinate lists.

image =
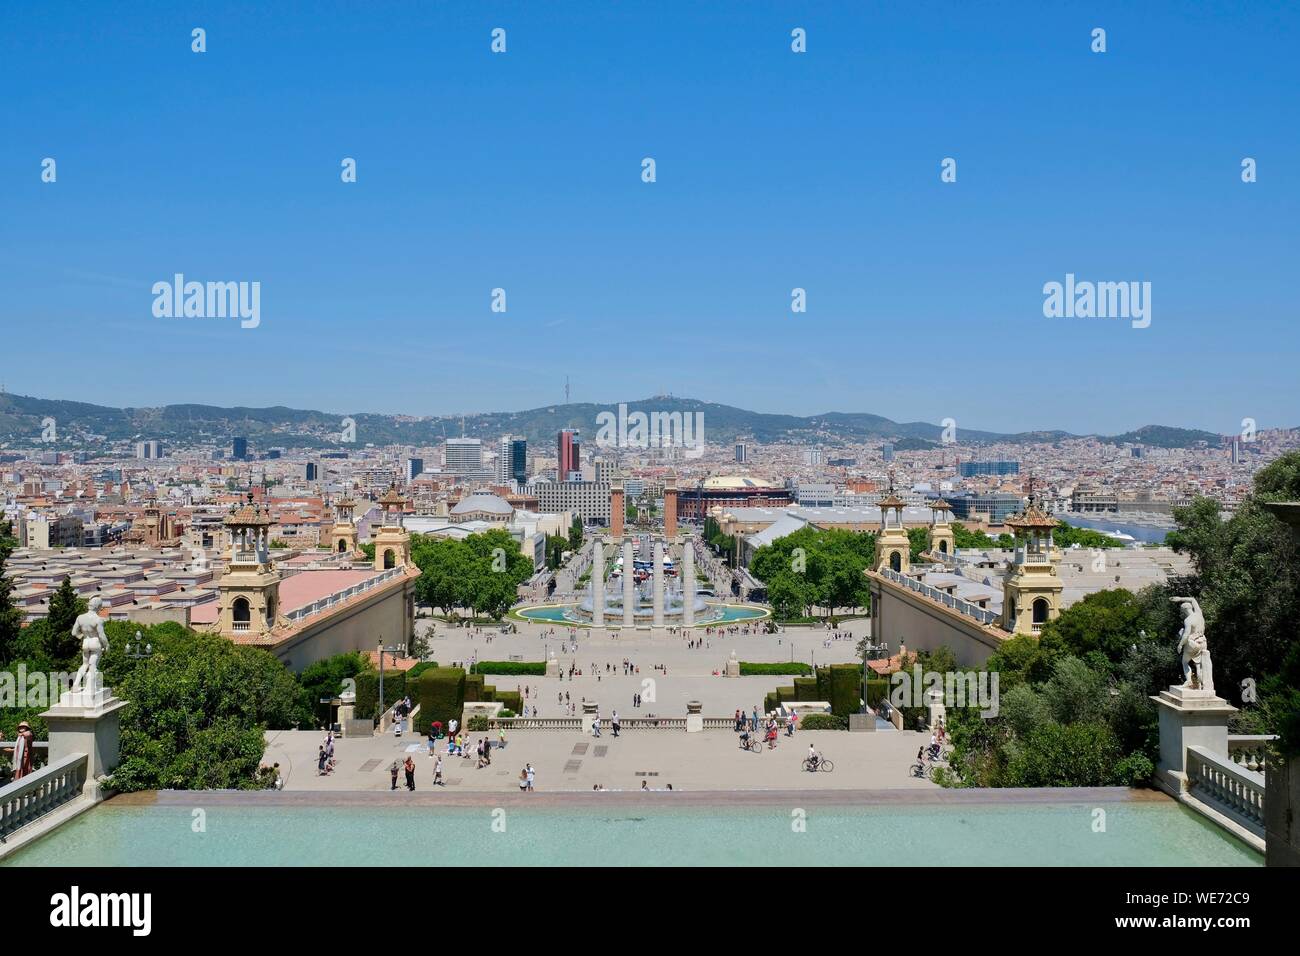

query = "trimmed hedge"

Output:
[[797, 713, 848, 730], [472, 661, 546, 676], [464, 673, 486, 702], [776, 685, 797, 703], [406, 661, 439, 682], [792, 676, 818, 700], [354, 669, 405, 719], [764, 692, 780, 713], [495, 690, 523, 714], [738, 662, 812, 676], [410, 667, 466, 732], [827, 664, 862, 717], [865, 678, 890, 709]]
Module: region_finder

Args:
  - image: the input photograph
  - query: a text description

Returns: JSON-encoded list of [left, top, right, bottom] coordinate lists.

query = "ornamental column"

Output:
[[622, 538, 635, 628], [652, 536, 665, 627], [591, 536, 605, 628]]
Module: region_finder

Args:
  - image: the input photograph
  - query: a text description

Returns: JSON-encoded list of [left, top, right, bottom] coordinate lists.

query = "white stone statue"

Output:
[[1172, 596, 1213, 694], [70, 596, 109, 695]]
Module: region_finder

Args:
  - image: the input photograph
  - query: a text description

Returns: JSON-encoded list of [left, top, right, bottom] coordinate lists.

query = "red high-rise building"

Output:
[[558, 429, 581, 480]]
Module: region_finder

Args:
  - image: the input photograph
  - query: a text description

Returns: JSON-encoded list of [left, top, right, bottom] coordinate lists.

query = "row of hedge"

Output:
[[763, 664, 863, 720], [471, 661, 546, 676], [354, 662, 441, 717], [738, 662, 812, 676]]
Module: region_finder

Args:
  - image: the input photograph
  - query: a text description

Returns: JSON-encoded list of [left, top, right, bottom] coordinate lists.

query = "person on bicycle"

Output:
[[739, 727, 751, 750], [807, 744, 819, 770]]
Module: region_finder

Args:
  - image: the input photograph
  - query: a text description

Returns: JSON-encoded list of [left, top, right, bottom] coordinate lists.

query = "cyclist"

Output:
[[739, 727, 752, 750], [806, 744, 819, 771]]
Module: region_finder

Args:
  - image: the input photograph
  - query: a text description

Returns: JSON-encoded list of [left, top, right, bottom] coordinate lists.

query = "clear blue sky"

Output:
[[2, 1, 1296, 434]]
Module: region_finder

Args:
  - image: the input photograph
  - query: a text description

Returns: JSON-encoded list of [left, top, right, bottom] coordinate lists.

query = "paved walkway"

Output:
[[266, 726, 936, 793]]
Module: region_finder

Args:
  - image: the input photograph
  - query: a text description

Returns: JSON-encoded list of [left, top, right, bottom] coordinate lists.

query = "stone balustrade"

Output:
[[1226, 734, 1276, 774], [1186, 745, 1266, 837], [0, 753, 88, 841]]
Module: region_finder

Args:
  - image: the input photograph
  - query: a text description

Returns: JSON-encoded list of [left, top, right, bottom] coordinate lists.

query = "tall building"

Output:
[[406, 457, 424, 482], [735, 443, 747, 464], [1230, 437, 1243, 465], [959, 460, 1020, 478], [558, 429, 581, 481], [231, 436, 248, 461], [881, 444, 894, 463], [304, 462, 318, 481], [803, 447, 824, 467], [509, 438, 528, 485], [496, 437, 512, 483], [134, 440, 163, 459], [443, 438, 483, 476]]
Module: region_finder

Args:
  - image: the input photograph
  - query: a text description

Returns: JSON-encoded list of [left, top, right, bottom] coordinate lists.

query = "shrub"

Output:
[[792, 677, 818, 700], [738, 662, 812, 676], [864, 678, 889, 708], [464, 673, 486, 702], [796, 713, 846, 730], [406, 661, 439, 682], [466, 716, 491, 731], [354, 669, 405, 720], [472, 661, 546, 676], [764, 692, 780, 713], [495, 690, 523, 713], [409, 667, 466, 732], [1112, 751, 1155, 788], [827, 664, 862, 717], [776, 686, 797, 702]]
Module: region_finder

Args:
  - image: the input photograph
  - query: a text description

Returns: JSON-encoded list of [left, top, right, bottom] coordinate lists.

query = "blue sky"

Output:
[[2, 1, 1296, 434]]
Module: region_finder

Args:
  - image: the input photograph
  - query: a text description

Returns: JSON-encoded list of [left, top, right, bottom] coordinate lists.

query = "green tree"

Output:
[[45, 576, 86, 664]]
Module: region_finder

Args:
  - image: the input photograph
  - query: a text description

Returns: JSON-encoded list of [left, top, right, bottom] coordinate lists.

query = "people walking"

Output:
[[434, 755, 444, 786], [390, 760, 400, 791], [404, 755, 416, 791]]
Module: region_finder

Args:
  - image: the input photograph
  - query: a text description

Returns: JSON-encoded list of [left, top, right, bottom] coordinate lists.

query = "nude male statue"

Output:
[[70, 595, 109, 695]]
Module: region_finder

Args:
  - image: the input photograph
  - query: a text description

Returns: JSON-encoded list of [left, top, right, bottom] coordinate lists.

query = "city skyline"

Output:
[[3, 2, 1297, 433]]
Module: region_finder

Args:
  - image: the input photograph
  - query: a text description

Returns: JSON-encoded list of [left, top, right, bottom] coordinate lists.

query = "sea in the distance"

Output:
[[1064, 513, 1170, 544]]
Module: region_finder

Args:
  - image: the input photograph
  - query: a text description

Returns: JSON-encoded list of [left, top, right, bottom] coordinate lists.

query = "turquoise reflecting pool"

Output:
[[4, 801, 1260, 867], [516, 603, 769, 626]]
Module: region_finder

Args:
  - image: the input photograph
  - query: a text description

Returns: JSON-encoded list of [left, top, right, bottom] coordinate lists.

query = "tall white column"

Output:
[[682, 535, 696, 628], [622, 538, 635, 628], [652, 536, 664, 627], [592, 537, 605, 628]]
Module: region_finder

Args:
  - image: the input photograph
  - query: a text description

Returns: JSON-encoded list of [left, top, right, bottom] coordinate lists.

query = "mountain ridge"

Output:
[[0, 392, 1228, 451]]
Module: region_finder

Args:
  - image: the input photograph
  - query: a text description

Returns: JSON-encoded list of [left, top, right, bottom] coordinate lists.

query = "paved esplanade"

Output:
[[270, 617, 923, 793]]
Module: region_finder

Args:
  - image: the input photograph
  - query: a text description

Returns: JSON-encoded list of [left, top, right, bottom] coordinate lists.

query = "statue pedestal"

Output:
[[41, 692, 128, 797], [581, 701, 598, 736], [685, 700, 703, 733], [1151, 685, 1236, 795], [724, 657, 740, 678], [545, 656, 559, 678]]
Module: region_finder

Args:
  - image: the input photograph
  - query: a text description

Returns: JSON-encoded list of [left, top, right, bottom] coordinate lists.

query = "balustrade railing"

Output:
[[1226, 734, 1277, 774], [880, 567, 999, 626], [0, 754, 88, 841], [1186, 745, 1266, 836]]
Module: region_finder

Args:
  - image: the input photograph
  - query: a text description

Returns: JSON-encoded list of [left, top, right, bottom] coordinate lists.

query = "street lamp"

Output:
[[125, 629, 153, 659]]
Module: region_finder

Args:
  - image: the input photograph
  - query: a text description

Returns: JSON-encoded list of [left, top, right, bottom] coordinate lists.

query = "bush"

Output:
[[764, 692, 780, 713], [792, 677, 818, 700], [776, 685, 797, 702], [354, 669, 405, 719], [406, 661, 439, 682], [495, 690, 523, 713], [1112, 751, 1155, 788], [827, 664, 862, 717], [466, 715, 491, 731], [464, 673, 486, 702], [796, 713, 847, 730], [738, 662, 812, 676], [409, 667, 466, 732], [865, 678, 889, 708], [472, 661, 546, 676]]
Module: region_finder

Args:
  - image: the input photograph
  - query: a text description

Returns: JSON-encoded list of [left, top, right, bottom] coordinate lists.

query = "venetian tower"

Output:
[[928, 498, 956, 558], [328, 496, 362, 557], [1000, 494, 1064, 636], [875, 477, 911, 574], [372, 485, 412, 571], [217, 497, 282, 638]]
